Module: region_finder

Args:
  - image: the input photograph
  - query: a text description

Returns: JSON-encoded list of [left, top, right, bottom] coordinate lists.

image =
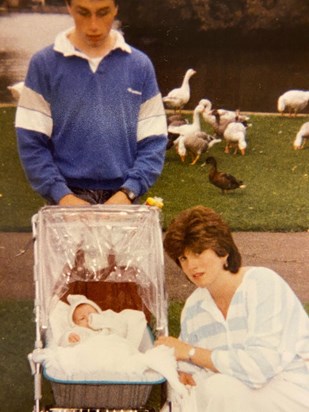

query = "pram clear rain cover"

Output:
[[30, 206, 187, 410], [33, 205, 168, 334]]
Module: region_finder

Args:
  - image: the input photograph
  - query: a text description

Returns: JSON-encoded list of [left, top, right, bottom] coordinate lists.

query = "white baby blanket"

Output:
[[34, 334, 185, 396], [49, 299, 148, 349], [34, 300, 186, 397]]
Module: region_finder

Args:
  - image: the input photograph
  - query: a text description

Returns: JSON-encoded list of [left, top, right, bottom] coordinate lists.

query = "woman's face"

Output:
[[178, 248, 227, 289]]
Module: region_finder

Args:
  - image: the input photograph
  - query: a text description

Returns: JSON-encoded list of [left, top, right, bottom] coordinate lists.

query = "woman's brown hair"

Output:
[[164, 205, 241, 273]]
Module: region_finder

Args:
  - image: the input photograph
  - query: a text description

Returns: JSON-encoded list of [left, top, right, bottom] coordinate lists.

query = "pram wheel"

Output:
[[46, 409, 157, 411]]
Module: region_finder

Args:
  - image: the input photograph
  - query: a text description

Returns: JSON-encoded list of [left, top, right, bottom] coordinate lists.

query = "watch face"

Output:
[[188, 347, 196, 359], [121, 188, 136, 201], [127, 190, 136, 200]]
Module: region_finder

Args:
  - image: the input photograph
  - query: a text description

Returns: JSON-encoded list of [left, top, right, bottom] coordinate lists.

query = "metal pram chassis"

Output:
[[29, 205, 168, 412]]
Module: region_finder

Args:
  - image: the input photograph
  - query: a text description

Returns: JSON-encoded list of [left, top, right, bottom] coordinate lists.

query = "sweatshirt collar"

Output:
[[54, 27, 132, 59]]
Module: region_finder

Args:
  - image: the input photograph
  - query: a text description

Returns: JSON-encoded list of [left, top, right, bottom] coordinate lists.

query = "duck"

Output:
[[162, 68, 196, 112], [7, 81, 24, 101], [199, 98, 249, 136], [167, 103, 204, 136], [293, 122, 309, 150], [205, 156, 246, 194], [223, 121, 248, 155], [174, 132, 221, 164], [277, 90, 309, 116]]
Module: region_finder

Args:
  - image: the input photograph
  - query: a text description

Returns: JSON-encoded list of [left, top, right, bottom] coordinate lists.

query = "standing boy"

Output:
[[15, 0, 167, 205]]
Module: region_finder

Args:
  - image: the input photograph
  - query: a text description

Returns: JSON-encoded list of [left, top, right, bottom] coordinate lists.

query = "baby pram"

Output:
[[28, 205, 174, 412]]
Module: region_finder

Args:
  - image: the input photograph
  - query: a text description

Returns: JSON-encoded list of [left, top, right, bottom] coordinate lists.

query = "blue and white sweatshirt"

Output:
[[15, 29, 167, 203]]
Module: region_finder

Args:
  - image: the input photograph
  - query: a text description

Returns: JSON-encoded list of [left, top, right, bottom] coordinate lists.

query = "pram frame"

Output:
[[29, 205, 169, 412]]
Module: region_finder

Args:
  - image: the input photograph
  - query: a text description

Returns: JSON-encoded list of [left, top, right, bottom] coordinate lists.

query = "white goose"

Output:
[[167, 103, 204, 136], [199, 98, 249, 136], [293, 122, 309, 150], [166, 114, 188, 149], [7, 81, 25, 101], [223, 121, 248, 155], [277, 90, 309, 116], [163, 68, 196, 111]]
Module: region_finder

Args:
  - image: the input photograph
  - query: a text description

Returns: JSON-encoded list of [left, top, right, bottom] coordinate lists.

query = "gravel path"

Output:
[[0, 231, 308, 303]]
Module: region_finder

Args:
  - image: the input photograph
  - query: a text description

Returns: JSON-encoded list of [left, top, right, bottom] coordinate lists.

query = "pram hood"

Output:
[[32, 205, 167, 334]]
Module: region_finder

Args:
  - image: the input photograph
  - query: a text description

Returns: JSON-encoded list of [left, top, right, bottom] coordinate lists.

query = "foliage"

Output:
[[1, 107, 309, 232], [118, 0, 309, 35]]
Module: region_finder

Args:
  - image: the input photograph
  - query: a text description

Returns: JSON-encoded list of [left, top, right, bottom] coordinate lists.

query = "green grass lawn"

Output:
[[1, 106, 309, 231], [0, 107, 44, 231], [147, 114, 309, 231]]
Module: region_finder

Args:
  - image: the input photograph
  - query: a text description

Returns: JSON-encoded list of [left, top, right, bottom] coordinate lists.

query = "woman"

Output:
[[156, 205, 309, 411]]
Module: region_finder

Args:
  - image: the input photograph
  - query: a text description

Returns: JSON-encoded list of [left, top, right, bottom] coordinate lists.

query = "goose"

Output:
[[293, 122, 309, 150], [167, 103, 204, 136], [199, 98, 249, 136], [223, 121, 248, 155], [162, 68, 196, 112], [167, 113, 188, 125], [205, 156, 246, 194], [7, 81, 24, 101], [174, 132, 221, 164], [277, 90, 309, 116], [166, 113, 189, 149]]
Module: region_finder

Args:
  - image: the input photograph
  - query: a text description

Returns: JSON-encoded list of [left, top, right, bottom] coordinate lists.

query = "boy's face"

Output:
[[73, 303, 98, 328], [67, 0, 118, 50]]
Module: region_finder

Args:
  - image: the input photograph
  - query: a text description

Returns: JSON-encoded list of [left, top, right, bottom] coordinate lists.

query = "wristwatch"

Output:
[[188, 346, 196, 362], [119, 187, 137, 202]]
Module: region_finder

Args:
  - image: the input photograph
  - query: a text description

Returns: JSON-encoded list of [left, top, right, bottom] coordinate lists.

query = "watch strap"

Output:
[[119, 187, 137, 202]]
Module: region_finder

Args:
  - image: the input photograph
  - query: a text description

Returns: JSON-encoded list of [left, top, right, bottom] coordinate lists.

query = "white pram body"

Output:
[[30, 205, 173, 411]]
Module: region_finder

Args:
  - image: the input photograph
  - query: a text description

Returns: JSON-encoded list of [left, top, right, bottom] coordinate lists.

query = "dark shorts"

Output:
[[69, 187, 116, 204]]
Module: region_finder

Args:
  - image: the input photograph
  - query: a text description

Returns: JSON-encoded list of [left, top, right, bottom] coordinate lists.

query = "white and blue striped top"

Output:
[[180, 267, 309, 390]]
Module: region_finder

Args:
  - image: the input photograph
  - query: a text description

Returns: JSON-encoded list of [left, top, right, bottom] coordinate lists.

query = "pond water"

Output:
[[1, 12, 309, 113]]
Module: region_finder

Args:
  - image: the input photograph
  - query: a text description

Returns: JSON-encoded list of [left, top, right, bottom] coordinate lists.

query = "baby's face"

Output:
[[73, 303, 98, 328]]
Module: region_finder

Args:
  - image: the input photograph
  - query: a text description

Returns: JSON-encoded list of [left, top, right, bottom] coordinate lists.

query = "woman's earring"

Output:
[[223, 260, 229, 270]]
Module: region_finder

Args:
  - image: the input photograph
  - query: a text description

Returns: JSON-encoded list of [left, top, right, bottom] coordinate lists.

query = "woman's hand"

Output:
[[156, 335, 218, 373], [155, 336, 191, 361]]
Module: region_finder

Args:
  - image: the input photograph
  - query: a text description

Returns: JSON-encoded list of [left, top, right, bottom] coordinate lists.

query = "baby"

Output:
[[59, 294, 128, 347]]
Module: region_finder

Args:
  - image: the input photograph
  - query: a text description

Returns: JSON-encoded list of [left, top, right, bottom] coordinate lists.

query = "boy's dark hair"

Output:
[[65, 0, 118, 5], [164, 205, 241, 273]]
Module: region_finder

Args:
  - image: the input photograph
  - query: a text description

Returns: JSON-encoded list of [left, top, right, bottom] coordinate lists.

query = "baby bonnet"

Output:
[[67, 294, 102, 327]]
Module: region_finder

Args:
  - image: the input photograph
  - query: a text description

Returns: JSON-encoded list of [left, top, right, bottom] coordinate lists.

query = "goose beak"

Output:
[[240, 148, 246, 155]]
